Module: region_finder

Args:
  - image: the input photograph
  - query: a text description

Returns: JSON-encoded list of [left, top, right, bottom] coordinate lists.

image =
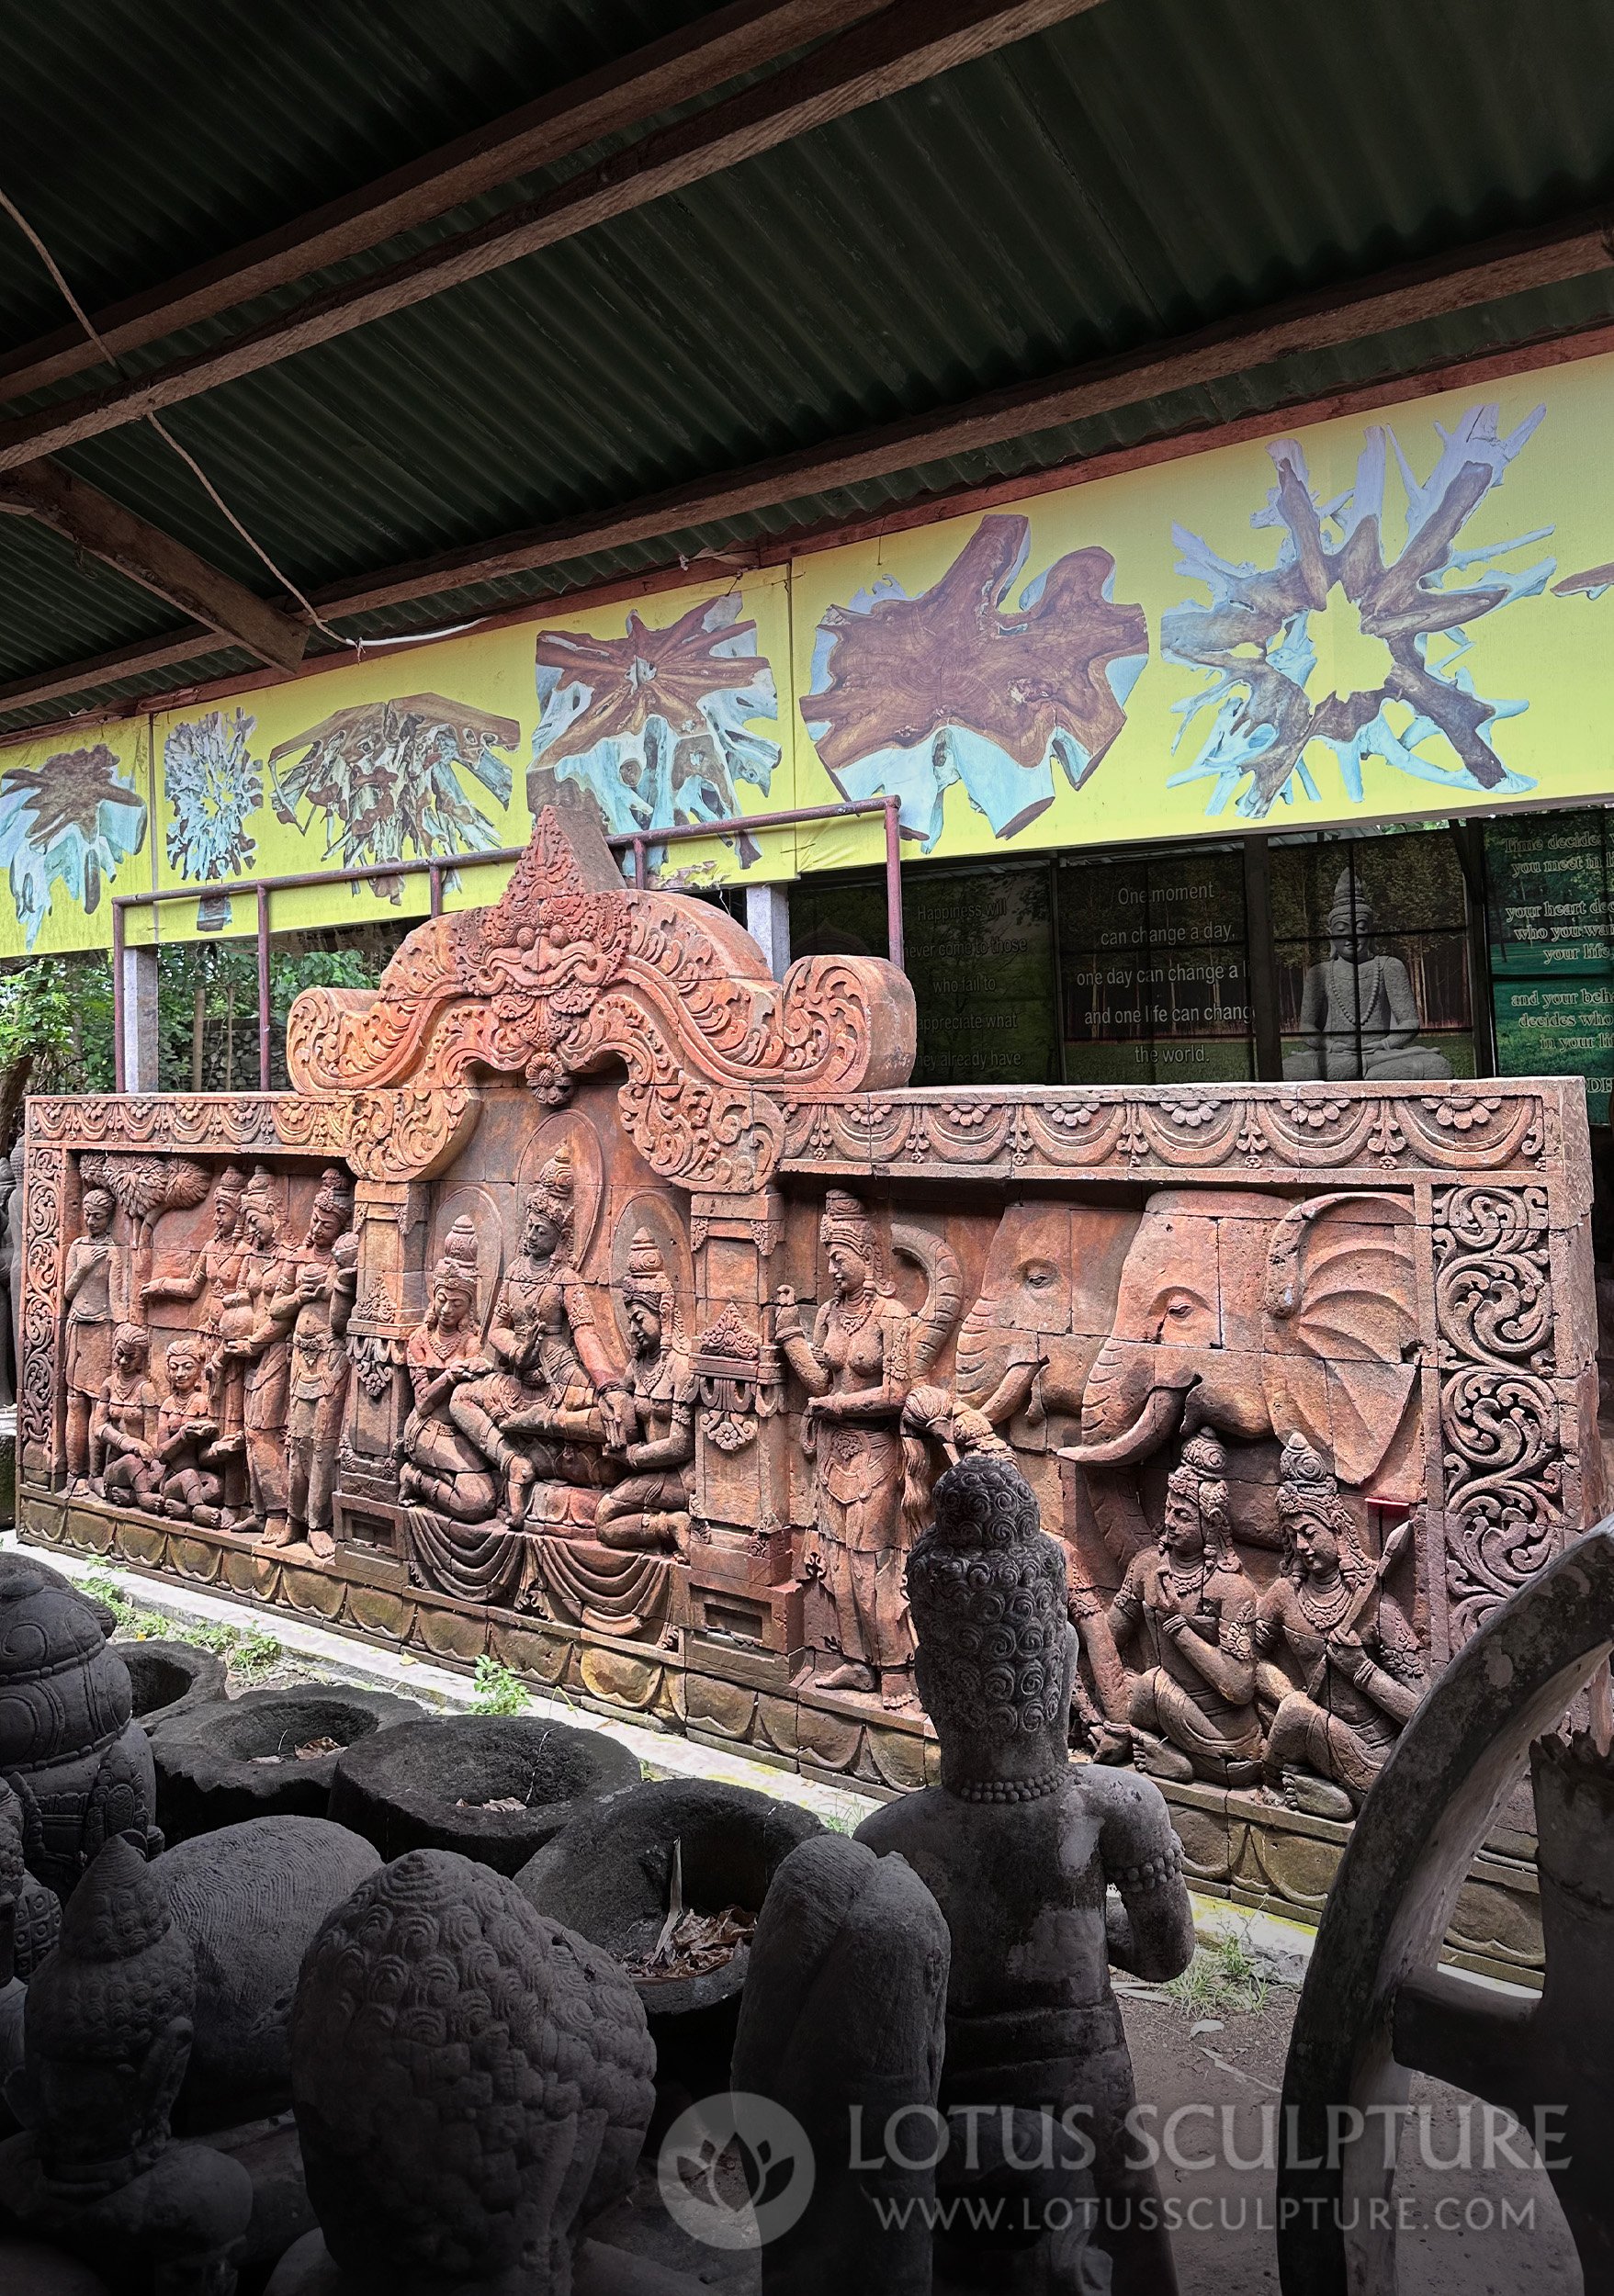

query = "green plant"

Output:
[[84, 1571, 283, 1683], [229, 1626, 283, 1683], [1164, 1930, 1270, 2020], [0, 954, 115, 1143], [470, 1656, 529, 1716]]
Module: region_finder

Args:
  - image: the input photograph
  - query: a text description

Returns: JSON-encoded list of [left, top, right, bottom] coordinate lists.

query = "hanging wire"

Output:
[[0, 180, 357, 650]]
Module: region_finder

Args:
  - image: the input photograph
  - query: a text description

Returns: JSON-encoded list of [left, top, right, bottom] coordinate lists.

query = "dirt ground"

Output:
[[590, 1973, 1579, 2296]]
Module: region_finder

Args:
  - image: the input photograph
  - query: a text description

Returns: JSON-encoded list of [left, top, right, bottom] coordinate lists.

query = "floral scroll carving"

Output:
[[18, 1142, 66, 1469], [283, 806, 914, 1189], [1434, 1185, 1563, 1648]]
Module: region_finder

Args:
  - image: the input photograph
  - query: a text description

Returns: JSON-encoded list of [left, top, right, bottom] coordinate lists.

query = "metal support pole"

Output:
[[112, 899, 127, 1094], [255, 883, 271, 1093], [744, 884, 792, 982], [1242, 834, 1281, 1081], [632, 835, 649, 889], [117, 935, 161, 1094], [428, 861, 443, 917], [884, 795, 906, 973]]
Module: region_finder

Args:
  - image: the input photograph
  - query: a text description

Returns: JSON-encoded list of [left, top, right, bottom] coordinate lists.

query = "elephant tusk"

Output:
[[1056, 1382, 1186, 1467]]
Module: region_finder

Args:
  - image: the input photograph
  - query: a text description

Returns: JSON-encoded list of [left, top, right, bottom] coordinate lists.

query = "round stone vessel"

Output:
[[329, 1714, 641, 1875], [152, 1686, 422, 1842], [516, 1777, 823, 2088], [122, 1639, 228, 1734]]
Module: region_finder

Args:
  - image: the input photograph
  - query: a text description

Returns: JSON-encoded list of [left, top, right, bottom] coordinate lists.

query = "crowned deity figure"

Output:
[[62, 1185, 131, 1484], [277, 1168, 356, 1559], [1255, 1435, 1425, 1818], [594, 1228, 696, 1555], [399, 1216, 501, 1524], [775, 1189, 920, 1709], [1104, 1432, 1263, 1786], [1282, 869, 1452, 1082], [140, 1165, 248, 1434], [448, 1144, 627, 1527], [219, 1166, 299, 1544], [858, 1457, 1195, 2296]]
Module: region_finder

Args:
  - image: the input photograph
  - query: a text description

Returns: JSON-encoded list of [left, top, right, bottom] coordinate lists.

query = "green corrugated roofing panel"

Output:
[[3, 0, 1614, 728]]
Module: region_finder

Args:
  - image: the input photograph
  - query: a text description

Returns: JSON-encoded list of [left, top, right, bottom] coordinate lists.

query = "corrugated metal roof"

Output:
[[3, 0, 1614, 731]]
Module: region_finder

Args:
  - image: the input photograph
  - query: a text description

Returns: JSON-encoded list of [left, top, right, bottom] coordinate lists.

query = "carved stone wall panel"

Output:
[[16, 808, 1600, 1956]]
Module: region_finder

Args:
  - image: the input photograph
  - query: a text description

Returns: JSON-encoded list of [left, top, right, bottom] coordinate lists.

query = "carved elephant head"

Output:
[[954, 1200, 1138, 1446], [1062, 1187, 1419, 1488]]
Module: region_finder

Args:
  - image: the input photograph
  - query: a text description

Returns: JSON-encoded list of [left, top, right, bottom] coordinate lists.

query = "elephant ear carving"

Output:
[[1261, 1192, 1418, 1488]]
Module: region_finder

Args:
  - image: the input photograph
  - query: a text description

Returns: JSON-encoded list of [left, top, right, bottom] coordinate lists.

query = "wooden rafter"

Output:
[[0, 460, 306, 670], [0, 0, 1105, 472], [0, 0, 891, 407]]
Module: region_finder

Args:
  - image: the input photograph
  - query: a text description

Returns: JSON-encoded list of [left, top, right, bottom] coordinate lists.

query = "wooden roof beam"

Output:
[[0, 0, 893, 407], [0, 0, 1107, 470], [0, 458, 307, 670]]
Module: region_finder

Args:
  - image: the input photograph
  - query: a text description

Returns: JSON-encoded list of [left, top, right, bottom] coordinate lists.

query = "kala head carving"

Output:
[[907, 1454, 1074, 1797], [7, 1835, 193, 2196], [290, 1849, 655, 2293]]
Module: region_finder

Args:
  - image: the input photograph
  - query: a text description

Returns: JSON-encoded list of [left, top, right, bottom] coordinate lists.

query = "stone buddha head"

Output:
[[426, 1215, 480, 1334], [1161, 1431, 1234, 1566], [819, 1188, 886, 1303], [290, 1849, 654, 2291], [1276, 1433, 1368, 1591], [1326, 868, 1376, 961], [210, 1167, 247, 1243], [7, 1835, 194, 2197], [304, 1166, 354, 1255], [907, 1455, 1075, 1799], [523, 1142, 575, 1265], [620, 1227, 682, 1359]]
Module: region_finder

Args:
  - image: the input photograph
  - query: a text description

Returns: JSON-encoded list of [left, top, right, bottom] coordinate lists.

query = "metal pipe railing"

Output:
[[111, 793, 905, 1093]]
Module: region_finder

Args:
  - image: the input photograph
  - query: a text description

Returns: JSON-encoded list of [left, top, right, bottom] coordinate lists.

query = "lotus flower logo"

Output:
[[658, 2091, 815, 2249]]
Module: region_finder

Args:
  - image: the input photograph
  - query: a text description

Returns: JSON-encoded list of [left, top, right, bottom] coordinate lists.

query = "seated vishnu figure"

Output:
[[1255, 1435, 1425, 1819], [858, 1455, 1196, 2296], [447, 1144, 626, 1528], [1283, 868, 1452, 1081], [89, 1324, 162, 1505], [595, 1228, 696, 1556], [1105, 1432, 1263, 1786], [398, 1216, 501, 1523], [142, 1334, 228, 1526]]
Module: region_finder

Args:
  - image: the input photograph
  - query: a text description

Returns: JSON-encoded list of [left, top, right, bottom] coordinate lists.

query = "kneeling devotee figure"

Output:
[[595, 1228, 696, 1555], [1106, 1432, 1263, 1785], [1256, 1435, 1424, 1818], [858, 1455, 1195, 2296]]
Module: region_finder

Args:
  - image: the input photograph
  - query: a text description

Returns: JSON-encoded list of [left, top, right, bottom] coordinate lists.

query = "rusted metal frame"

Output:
[[255, 883, 272, 1090]]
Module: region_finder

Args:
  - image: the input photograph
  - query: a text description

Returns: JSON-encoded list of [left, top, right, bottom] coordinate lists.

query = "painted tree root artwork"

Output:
[[15, 803, 1603, 1970]]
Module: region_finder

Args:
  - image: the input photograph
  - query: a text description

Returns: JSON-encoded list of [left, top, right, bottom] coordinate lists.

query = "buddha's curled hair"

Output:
[[906, 1455, 1069, 1740]]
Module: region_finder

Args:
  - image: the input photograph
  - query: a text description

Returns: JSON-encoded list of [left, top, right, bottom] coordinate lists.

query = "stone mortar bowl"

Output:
[[329, 1714, 642, 1875], [122, 1638, 228, 1734], [152, 1685, 423, 1843], [516, 1778, 823, 2090]]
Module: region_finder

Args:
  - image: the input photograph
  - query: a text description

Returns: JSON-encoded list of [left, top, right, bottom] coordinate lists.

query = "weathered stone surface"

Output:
[[156, 1814, 381, 2132], [328, 1714, 639, 1875], [119, 1638, 226, 1735], [287, 1849, 654, 2294], [151, 1685, 421, 1842], [517, 1777, 820, 2087]]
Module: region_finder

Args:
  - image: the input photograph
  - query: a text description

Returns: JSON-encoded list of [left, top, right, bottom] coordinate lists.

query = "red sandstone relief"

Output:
[[15, 805, 1603, 1837]]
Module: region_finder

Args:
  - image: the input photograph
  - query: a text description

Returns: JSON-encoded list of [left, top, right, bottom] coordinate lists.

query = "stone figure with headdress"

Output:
[[773, 1189, 931, 1709], [277, 1167, 357, 1559], [219, 1165, 299, 1541], [62, 1182, 131, 1483], [1254, 1433, 1425, 1818], [398, 1214, 501, 1524], [447, 1142, 627, 1528], [88, 1324, 162, 1507], [593, 1226, 697, 1555], [1282, 867, 1452, 1081], [145, 1332, 229, 1526], [140, 1163, 248, 1429], [856, 1456, 1195, 2296], [1102, 1431, 1263, 1785]]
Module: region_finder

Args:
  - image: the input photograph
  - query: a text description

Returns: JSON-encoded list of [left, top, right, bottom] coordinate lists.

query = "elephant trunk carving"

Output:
[[1060, 1337, 1199, 1466]]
